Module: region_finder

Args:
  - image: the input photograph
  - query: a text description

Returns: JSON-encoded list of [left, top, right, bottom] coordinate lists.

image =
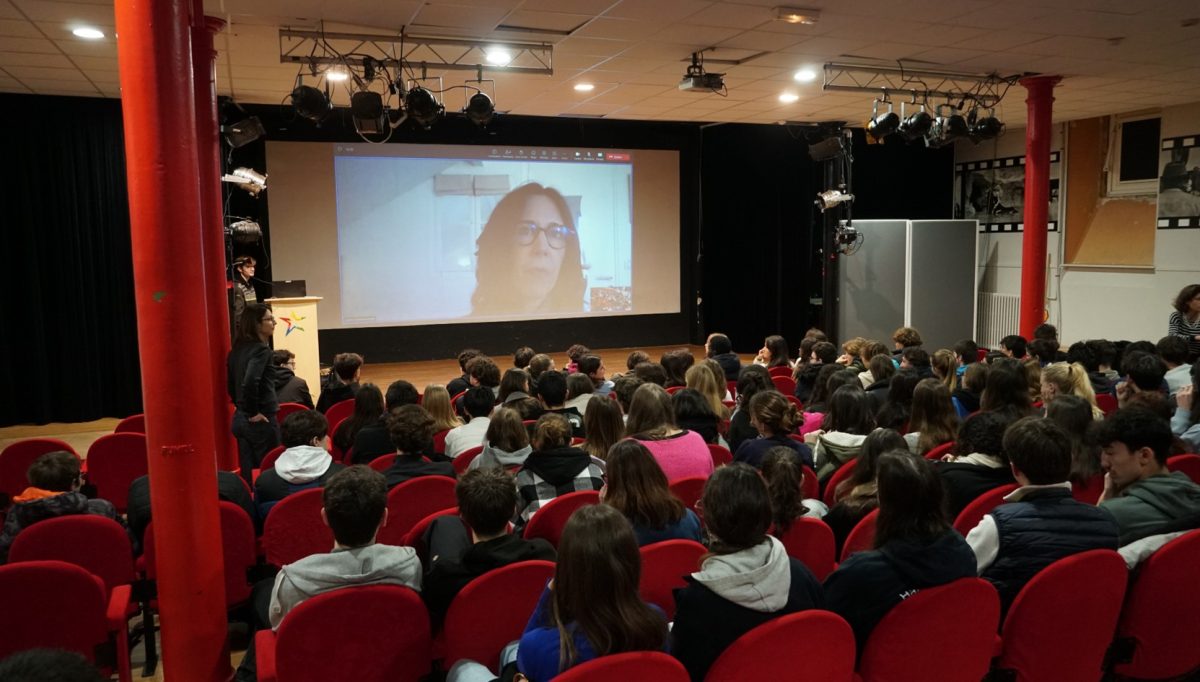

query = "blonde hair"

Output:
[[931, 349, 959, 392], [1041, 362, 1103, 419], [1023, 359, 1043, 404], [686, 364, 730, 419], [422, 384, 463, 432]]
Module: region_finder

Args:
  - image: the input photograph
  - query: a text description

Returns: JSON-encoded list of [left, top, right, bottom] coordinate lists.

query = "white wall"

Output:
[[958, 101, 1200, 345]]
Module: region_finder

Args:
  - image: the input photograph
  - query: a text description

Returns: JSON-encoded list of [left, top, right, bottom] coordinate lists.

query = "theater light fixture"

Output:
[[485, 49, 512, 66], [290, 83, 331, 123], [898, 100, 933, 142], [325, 68, 350, 82], [865, 98, 900, 140], [227, 219, 263, 245], [222, 115, 265, 149], [221, 167, 268, 197], [464, 91, 495, 126], [350, 90, 388, 135], [925, 103, 968, 148], [968, 106, 1005, 142], [815, 188, 854, 211], [405, 86, 444, 129]]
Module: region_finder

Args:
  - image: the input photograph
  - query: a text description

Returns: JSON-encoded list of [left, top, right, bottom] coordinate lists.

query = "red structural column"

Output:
[[113, 0, 231, 680], [192, 8, 236, 471], [1018, 75, 1062, 338]]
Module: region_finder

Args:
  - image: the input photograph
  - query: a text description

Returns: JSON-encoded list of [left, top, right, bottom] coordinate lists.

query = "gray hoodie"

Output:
[[269, 543, 422, 629], [274, 444, 335, 484], [469, 441, 534, 471], [691, 536, 792, 612]]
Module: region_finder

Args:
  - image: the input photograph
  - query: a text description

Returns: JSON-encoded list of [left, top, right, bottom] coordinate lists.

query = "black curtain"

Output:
[[0, 94, 142, 426]]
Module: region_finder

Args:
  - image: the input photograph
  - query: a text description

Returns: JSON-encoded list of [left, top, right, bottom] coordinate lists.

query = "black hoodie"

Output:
[[712, 352, 743, 382], [514, 446, 605, 527], [823, 530, 977, 653], [274, 366, 314, 408]]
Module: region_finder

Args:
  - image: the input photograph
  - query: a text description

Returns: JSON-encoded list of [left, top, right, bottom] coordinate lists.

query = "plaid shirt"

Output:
[[514, 449, 604, 527]]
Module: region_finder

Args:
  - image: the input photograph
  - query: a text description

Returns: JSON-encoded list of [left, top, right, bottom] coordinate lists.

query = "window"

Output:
[[1107, 112, 1161, 196]]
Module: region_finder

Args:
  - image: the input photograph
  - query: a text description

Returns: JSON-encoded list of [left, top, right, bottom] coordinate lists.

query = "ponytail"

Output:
[[762, 447, 806, 534]]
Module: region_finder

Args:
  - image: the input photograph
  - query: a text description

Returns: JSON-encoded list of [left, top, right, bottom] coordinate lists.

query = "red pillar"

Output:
[[192, 9, 236, 471], [114, 0, 231, 679], [1018, 75, 1062, 338]]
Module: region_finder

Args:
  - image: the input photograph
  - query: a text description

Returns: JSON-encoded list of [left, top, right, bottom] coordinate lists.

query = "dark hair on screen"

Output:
[[1033, 323, 1058, 342], [672, 388, 718, 429], [486, 407, 529, 453], [701, 463, 773, 554], [235, 303, 272, 344], [874, 451, 949, 548], [27, 451, 81, 491], [980, 360, 1033, 417], [457, 348, 483, 372], [612, 375, 644, 413], [528, 354, 553, 382], [1123, 351, 1167, 391], [901, 346, 930, 368], [272, 348, 296, 366], [499, 368, 530, 402], [323, 465, 388, 547], [810, 341, 837, 365], [1157, 335, 1189, 366], [467, 355, 502, 388], [763, 335, 791, 368], [386, 404, 435, 454], [604, 440, 685, 531], [909, 379, 958, 456], [1066, 341, 1097, 372], [456, 467, 519, 537], [1084, 339, 1117, 369], [566, 373, 595, 400], [625, 383, 676, 439], [471, 183, 585, 314], [331, 352, 364, 382], [749, 390, 800, 436], [868, 353, 896, 385], [1005, 416, 1074, 485], [282, 409, 330, 448], [1028, 339, 1059, 364], [1117, 341, 1158, 375], [566, 344, 592, 364], [514, 346, 536, 369], [762, 447, 808, 533], [836, 428, 908, 501], [1045, 394, 1101, 481], [577, 355, 603, 378], [954, 339, 979, 364]]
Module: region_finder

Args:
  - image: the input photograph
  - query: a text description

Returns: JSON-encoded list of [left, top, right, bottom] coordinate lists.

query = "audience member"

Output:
[[332, 382, 384, 453], [810, 384, 876, 479], [905, 379, 958, 456], [526, 353, 554, 389], [930, 349, 959, 393], [795, 341, 836, 402], [497, 368, 532, 405], [422, 384, 464, 446], [612, 374, 644, 416], [385, 380, 420, 410], [466, 355, 502, 400], [863, 354, 895, 413], [900, 347, 934, 380], [513, 414, 604, 528], [874, 369, 919, 431], [727, 366, 774, 453], [706, 333, 742, 381], [824, 452, 975, 652], [1097, 407, 1200, 544], [672, 463, 823, 682], [564, 373, 595, 416], [626, 383, 714, 481], [564, 344, 591, 374], [837, 337, 869, 372], [0, 649, 107, 682], [535, 371, 585, 437], [824, 429, 908, 554], [965, 417, 1119, 613], [1172, 360, 1200, 452], [228, 303, 281, 477], [1159, 335, 1192, 397], [1046, 395, 1104, 486], [256, 410, 344, 518], [686, 364, 730, 420], [272, 349, 313, 408], [603, 440, 702, 546], [1084, 339, 1120, 394], [891, 326, 923, 353], [762, 446, 827, 528], [671, 388, 720, 445], [577, 355, 614, 397], [469, 407, 532, 472], [1027, 338, 1060, 366], [625, 350, 651, 374], [128, 469, 257, 549], [316, 352, 363, 413], [1040, 362, 1103, 419], [633, 361, 668, 387], [952, 361, 987, 418], [937, 410, 1017, 519], [755, 334, 793, 369], [1168, 283, 1200, 360], [661, 349, 696, 388], [448, 349, 483, 397], [801, 363, 842, 415], [954, 339, 979, 371], [1000, 335, 1028, 360], [735, 391, 812, 469], [383, 405, 455, 488], [980, 359, 1035, 418], [581, 395, 624, 464], [0, 451, 121, 562], [1116, 351, 1168, 407], [444, 387, 495, 459], [513, 346, 536, 370]]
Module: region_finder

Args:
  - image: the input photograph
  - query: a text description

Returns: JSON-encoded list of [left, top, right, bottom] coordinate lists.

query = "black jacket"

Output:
[[384, 454, 455, 489], [726, 410, 758, 455], [316, 381, 359, 414], [127, 472, 257, 550], [228, 341, 278, 416], [274, 367, 313, 408], [937, 461, 1017, 519], [254, 463, 346, 518], [672, 559, 824, 682], [677, 415, 720, 445], [350, 424, 395, 465], [865, 378, 890, 414], [951, 388, 981, 415], [544, 407, 585, 438], [712, 353, 742, 382], [824, 530, 977, 653], [795, 364, 824, 403], [446, 375, 471, 399]]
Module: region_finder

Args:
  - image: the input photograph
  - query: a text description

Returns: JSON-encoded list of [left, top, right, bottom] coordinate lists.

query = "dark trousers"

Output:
[[232, 411, 279, 483], [234, 577, 275, 682]]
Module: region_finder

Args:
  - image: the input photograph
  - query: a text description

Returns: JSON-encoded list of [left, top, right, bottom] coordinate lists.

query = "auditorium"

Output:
[[2, 0, 1200, 680]]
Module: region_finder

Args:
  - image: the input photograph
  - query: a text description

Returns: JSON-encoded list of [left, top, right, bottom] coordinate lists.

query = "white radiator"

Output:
[[977, 292, 1020, 350]]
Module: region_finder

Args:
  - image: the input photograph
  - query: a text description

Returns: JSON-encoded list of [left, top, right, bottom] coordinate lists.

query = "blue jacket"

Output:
[[632, 509, 703, 547], [734, 435, 813, 470]]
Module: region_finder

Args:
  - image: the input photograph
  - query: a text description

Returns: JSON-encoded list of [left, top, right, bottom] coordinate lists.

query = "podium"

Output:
[[264, 296, 322, 400]]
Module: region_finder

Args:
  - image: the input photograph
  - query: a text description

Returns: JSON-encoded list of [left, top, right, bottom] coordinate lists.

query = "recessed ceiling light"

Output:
[[325, 69, 349, 82], [774, 6, 820, 24], [485, 49, 512, 66], [574, 83, 595, 92], [793, 68, 818, 83], [779, 92, 800, 103], [72, 26, 105, 40]]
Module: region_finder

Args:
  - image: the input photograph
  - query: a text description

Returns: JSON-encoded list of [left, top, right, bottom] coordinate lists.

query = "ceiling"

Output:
[[2, 0, 1200, 127]]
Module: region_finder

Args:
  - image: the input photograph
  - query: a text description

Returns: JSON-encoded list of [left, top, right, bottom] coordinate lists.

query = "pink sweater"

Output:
[[636, 430, 715, 481]]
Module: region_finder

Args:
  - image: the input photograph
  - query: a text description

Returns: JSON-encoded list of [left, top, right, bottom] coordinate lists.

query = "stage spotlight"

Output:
[[968, 107, 1005, 142], [227, 219, 262, 245], [290, 84, 331, 123], [464, 91, 495, 126], [221, 167, 268, 197], [350, 91, 388, 135], [222, 115, 265, 149], [865, 99, 899, 140], [898, 102, 933, 141], [405, 86, 444, 129], [925, 104, 968, 148], [815, 189, 854, 211]]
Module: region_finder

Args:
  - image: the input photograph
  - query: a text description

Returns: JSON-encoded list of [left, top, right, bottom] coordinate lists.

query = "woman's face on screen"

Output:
[[513, 194, 569, 308]]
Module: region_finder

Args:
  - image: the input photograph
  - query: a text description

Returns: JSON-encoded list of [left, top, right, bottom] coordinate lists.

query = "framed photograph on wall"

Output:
[[954, 152, 1061, 233], [1157, 134, 1200, 229]]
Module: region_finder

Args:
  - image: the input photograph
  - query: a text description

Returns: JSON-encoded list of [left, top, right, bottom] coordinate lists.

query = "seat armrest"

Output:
[[256, 629, 278, 682]]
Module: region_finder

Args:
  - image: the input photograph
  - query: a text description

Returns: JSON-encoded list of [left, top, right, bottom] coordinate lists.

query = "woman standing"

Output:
[[227, 303, 279, 479], [1169, 284, 1200, 361]]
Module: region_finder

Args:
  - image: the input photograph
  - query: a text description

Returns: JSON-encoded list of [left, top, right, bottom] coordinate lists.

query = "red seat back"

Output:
[[432, 429, 450, 455], [0, 438, 79, 499], [555, 652, 688, 682], [706, 610, 855, 681], [840, 508, 879, 561], [776, 517, 836, 582], [0, 560, 109, 662], [996, 550, 1126, 682], [524, 490, 601, 547], [801, 465, 818, 500], [975, 348, 988, 362], [767, 366, 792, 378], [377, 476, 458, 546], [443, 560, 556, 670], [785, 395, 804, 410], [726, 381, 738, 399], [1095, 393, 1118, 416], [260, 445, 287, 472], [1113, 530, 1200, 679], [924, 440, 955, 461], [665, 385, 684, 395], [453, 445, 484, 475], [1071, 473, 1105, 505], [953, 484, 1019, 536], [85, 432, 148, 512], [639, 539, 706, 620], [771, 375, 797, 395], [707, 443, 732, 467], [276, 402, 309, 424], [9, 515, 135, 595], [399, 506, 459, 559], [1167, 454, 1200, 484], [263, 487, 333, 567], [114, 413, 146, 434], [668, 476, 707, 518], [823, 458, 858, 507], [273, 585, 431, 682], [324, 399, 356, 437], [144, 501, 258, 607], [858, 578, 999, 682], [367, 453, 397, 472]]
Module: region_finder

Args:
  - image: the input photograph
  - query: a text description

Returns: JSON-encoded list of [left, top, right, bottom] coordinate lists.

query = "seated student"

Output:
[[807, 384, 875, 480], [465, 355, 502, 402], [272, 349, 313, 408], [954, 339, 979, 376], [980, 359, 1036, 419], [447, 348, 482, 398], [612, 375, 644, 419], [904, 379, 958, 457], [514, 414, 604, 528], [1116, 351, 1169, 408], [686, 364, 731, 420], [1027, 338, 1059, 367], [0, 649, 107, 682], [316, 352, 363, 413], [763, 447, 827, 529], [965, 417, 1119, 613], [999, 335, 1028, 360], [331, 383, 384, 454], [952, 362, 988, 419], [382, 405, 455, 488], [602, 440, 702, 546], [727, 366, 774, 454], [526, 353, 555, 393], [900, 347, 935, 380], [824, 429, 909, 555], [862, 354, 895, 415], [626, 383, 714, 481], [444, 387, 495, 459], [564, 344, 591, 375], [564, 373, 594, 417], [671, 464, 824, 682], [513, 346, 536, 371], [1076, 339, 1119, 396], [1097, 407, 1200, 545], [1040, 363, 1103, 419], [824, 452, 976, 652], [706, 333, 742, 382], [469, 407, 532, 473], [624, 350, 651, 377], [1173, 361, 1200, 452], [1046, 395, 1104, 491], [661, 348, 696, 389], [422, 384, 464, 446], [633, 361, 669, 387], [936, 411, 1017, 519], [535, 371, 585, 438], [671, 388, 721, 445], [1160, 336, 1192, 397], [497, 369, 532, 407], [0, 451, 122, 562], [128, 469, 257, 549], [421, 468, 556, 628], [577, 354, 614, 397], [795, 341, 837, 403], [735, 391, 813, 469], [581, 396, 624, 464], [874, 370, 920, 432], [930, 349, 959, 392], [350, 380, 418, 464], [891, 326, 923, 355], [235, 466, 422, 682], [255, 410, 345, 518]]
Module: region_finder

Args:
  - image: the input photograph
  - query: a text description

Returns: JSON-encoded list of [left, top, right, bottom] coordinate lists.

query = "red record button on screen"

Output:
[[606, 152, 630, 161]]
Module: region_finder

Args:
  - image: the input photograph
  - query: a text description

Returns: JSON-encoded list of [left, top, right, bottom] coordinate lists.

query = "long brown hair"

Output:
[[422, 384, 463, 432], [624, 383, 676, 439], [583, 396, 624, 461], [762, 447, 807, 534], [553, 505, 668, 670], [604, 440, 685, 529], [686, 363, 730, 419], [909, 379, 958, 455], [873, 451, 949, 548], [835, 428, 907, 502]]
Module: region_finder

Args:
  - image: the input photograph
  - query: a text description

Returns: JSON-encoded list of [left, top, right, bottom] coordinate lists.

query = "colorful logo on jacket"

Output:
[[279, 312, 305, 336]]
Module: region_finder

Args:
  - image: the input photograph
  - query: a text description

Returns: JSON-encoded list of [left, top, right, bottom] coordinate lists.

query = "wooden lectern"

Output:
[[264, 296, 322, 399]]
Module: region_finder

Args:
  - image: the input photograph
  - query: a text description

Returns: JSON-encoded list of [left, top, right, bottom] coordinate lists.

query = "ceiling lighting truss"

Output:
[[822, 62, 1019, 108], [279, 29, 554, 77]]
